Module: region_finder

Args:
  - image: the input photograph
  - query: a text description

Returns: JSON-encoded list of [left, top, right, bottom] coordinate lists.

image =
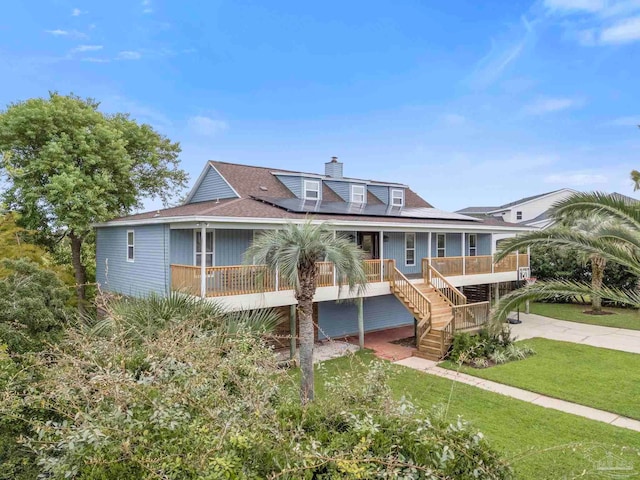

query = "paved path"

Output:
[[395, 356, 640, 433], [508, 312, 640, 354]]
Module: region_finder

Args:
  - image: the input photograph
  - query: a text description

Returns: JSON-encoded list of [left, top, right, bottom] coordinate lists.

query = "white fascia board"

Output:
[[486, 188, 578, 214], [271, 171, 408, 188], [95, 215, 533, 233], [270, 171, 325, 179]]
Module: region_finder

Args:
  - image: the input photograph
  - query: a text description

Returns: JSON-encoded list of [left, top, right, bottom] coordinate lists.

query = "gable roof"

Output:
[[456, 188, 577, 215], [209, 160, 433, 208]]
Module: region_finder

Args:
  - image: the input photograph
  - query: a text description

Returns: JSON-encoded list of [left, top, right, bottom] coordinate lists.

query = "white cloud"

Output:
[[71, 8, 86, 16], [544, 172, 608, 185], [544, 0, 606, 13], [442, 113, 467, 126], [71, 45, 103, 53], [468, 15, 535, 88], [524, 96, 583, 115], [117, 51, 142, 60], [187, 116, 228, 136], [44, 29, 87, 38], [600, 16, 640, 43], [45, 29, 69, 36], [606, 115, 640, 126], [81, 57, 110, 63], [142, 0, 153, 13]]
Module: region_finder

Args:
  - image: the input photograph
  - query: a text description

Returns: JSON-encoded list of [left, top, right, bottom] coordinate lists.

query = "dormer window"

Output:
[[516, 211, 523, 220], [351, 185, 366, 204], [390, 188, 404, 207], [304, 180, 320, 200]]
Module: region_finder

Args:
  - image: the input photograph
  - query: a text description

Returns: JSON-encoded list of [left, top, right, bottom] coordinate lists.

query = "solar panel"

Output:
[[251, 196, 481, 222]]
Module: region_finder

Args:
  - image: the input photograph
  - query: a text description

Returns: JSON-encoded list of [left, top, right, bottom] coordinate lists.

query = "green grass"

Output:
[[440, 338, 640, 421], [530, 302, 640, 330], [316, 351, 640, 480]]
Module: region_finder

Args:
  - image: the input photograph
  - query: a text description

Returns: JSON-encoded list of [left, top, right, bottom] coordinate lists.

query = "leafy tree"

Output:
[[493, 192, 640, 322], [0, 259, 71, 354], [0, 93, 188, 312], [245, 221, 367, 404]]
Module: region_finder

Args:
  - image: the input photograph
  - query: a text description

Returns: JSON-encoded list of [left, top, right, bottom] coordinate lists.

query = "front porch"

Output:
[[170, 253, 529, 298]]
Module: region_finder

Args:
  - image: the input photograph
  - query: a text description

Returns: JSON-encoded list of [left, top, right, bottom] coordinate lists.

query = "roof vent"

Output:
[[259, 186, 268, 191], [325, 156, 343, 178]]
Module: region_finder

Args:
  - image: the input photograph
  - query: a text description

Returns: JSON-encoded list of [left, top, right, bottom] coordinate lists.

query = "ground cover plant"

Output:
[[447, 328, 535, 368]]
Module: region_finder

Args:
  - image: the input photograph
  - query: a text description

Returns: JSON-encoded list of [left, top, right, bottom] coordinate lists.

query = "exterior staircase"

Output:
[[389, 262, 489, 361], [412, 284, 454, 361]]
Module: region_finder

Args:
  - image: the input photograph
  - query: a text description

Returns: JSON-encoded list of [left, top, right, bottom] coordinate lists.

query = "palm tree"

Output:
[[245, 221, 367, 404], [492, 192, 640, 323]]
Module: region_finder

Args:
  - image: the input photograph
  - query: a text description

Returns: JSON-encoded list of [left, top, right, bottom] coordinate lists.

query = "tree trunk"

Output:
[[295, 267, 317, 405], [590, 255, 606, 313], [69, 232, 87, 315]]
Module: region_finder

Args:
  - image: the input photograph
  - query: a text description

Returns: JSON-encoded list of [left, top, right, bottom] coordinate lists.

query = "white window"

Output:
[[405, 233, 416, 266], [351, 184, 366, 203], [195, 231, 214, 267], [304, 180, 320, 200], [391, 188, 404, 207], [126, 230, 135, 262], [468, 234, 477, 257], [436, 234, 446, 258], [516, 211, 523, 220]]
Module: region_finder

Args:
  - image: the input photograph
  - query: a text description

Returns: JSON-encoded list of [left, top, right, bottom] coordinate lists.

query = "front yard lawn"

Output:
[[440, 338, 640, 420], [530, 302, 640, 331], [317, 352, 640, 480]]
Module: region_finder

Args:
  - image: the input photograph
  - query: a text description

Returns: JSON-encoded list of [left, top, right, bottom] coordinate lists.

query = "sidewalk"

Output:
[[508, 313, 640, 354], [394, 356, 640, 433]]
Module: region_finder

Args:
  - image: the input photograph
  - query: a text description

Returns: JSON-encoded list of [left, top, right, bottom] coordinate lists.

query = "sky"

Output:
[[1, 0, 639, 211]]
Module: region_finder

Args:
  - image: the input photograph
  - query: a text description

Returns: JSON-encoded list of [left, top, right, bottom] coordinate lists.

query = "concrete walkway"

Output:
[[394, 356, 640, 433], [508, 312, 640, 354]]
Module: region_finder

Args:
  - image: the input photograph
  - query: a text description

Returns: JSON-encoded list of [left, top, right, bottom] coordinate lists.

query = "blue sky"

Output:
[[1, 0, 639, 211]]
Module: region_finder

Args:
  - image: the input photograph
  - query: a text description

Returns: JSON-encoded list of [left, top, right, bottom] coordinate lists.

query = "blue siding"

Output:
[[170, 230, 193, 265], [215, 229, 254, 266], [275, 175, 323, 200], [96, 224, 169, 297], [318, 295, 414, 339], [382, 232, 427, 275], [478, 234, 492, 256], [368, 185, 389, 204], [324, 180, 349, 201], [189, 166, 238, 203], [446, 233, 462, 256]]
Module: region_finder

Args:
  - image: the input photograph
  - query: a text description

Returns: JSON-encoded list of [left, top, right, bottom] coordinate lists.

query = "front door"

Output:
[[357, 232, 380, 260]]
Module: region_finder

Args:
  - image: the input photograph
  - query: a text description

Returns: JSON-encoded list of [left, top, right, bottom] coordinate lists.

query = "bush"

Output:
[[448, 327, 533, 368], [1, 295, 513, 479], [0, 259, 71, 354]]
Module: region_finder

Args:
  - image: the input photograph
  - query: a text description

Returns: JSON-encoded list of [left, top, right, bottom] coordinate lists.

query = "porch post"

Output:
[[289, 304, 297, 360], [333, 230, 337, 286], [491, 233, 495, 273], [200, 225, 207, 298], [379, 230, 384, 282], [357, 297, 364, 350], [461, 232, 466, 276], [427, 232, 432, 261]]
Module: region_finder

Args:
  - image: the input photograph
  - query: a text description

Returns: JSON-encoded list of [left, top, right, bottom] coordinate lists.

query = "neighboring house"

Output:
[[95, 158, 531, 359], [457, 188, 577, 229]]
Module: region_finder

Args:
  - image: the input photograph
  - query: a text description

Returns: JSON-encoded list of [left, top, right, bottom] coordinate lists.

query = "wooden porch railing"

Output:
[[425, 264, 467, 306], [389, 261, 432, 343], [451, 301, 491, 331], [426, 253, 524, 277], [170, 259, 392, 297]]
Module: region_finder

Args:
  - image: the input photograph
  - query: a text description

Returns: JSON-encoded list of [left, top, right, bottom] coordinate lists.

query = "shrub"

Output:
[[0, 259, 71, 354], [1, 296, 513, 479], [448, 327, 533, 368]]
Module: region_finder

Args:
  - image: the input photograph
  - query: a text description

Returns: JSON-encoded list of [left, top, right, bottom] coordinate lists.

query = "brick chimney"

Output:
[[324, 156, 343, 178]]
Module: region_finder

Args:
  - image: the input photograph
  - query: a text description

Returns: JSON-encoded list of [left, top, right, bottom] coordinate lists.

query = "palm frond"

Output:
[[244, 220, 368, 296], [550, 191, 640, 231], [491, 279, 640, 325], [495, 228, 640, 275]]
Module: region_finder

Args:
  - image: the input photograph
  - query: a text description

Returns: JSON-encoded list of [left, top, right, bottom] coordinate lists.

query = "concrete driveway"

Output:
[[508, 313, 640, 354]]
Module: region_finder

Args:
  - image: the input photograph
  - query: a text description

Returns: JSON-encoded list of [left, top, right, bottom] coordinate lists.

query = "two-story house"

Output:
[[95, 158, 531, 359]]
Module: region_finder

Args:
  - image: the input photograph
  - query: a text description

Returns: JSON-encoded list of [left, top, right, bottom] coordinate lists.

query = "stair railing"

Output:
[[389, 260, 432, 343], [426, 264, 467, 307], [451, 301, 491, 331]]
